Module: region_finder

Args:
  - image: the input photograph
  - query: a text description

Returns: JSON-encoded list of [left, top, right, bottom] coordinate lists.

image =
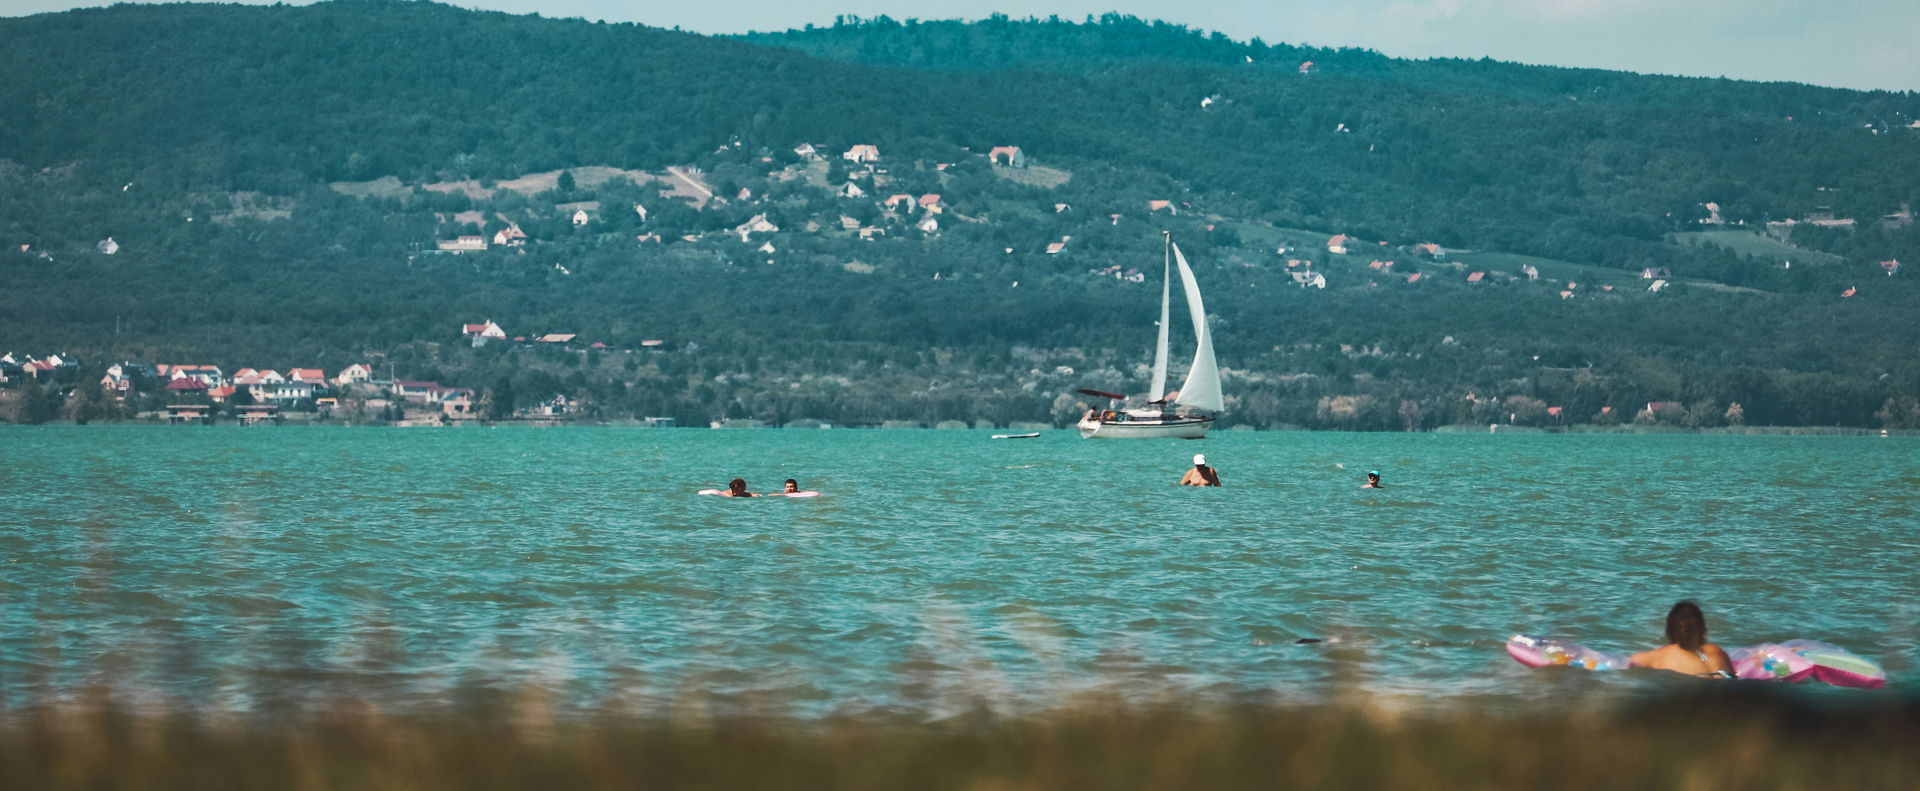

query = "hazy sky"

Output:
[[4, 0, 1916, 92]]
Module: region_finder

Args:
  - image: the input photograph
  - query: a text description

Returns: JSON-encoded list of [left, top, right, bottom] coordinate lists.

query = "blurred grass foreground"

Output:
[[5, 688, 1918, 790]]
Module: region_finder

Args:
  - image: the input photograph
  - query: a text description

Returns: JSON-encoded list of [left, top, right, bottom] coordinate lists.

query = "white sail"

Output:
[[1148, 235, 1171, 403], [1170, 242, 1224, 413]]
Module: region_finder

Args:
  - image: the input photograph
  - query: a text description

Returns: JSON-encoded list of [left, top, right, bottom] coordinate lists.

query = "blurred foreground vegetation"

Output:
[[5, 687, 1916, 790]]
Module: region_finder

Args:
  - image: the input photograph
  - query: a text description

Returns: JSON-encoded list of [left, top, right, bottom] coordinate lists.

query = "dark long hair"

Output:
[[728, 478, 748, 495], [1665, 600, 1708, 651]]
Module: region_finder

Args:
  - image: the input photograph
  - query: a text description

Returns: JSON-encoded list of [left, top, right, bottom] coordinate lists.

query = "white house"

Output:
[[97, 237, 120, 255], [733, 214, 779, 239], [334, 364, 374, 388], [438, 235, 487, 252], [572, 209, 589, 226], [838, 182, 866, 198], [843, 144, 881, 163], [917, 216, 939, 234], [463, 320, 507, 347]]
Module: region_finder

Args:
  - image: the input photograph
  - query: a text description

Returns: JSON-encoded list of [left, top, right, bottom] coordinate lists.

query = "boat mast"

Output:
[[1148, 231, 1172, 404]]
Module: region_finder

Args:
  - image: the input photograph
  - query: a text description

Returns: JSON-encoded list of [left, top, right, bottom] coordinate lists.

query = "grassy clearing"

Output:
[[1451, 251, 1642, 288], [994, 163, 1072, 189], [1670, 230, 1844, 265], [326, 175, 410, 199], [4, 688, 1915, 790]]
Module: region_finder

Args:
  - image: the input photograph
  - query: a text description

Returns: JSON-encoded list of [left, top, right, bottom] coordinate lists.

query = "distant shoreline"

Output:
[[5, 420, 1914, 437]]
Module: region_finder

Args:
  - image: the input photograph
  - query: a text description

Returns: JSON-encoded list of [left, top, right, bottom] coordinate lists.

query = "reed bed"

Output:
[[5, 686, 1916, 790]]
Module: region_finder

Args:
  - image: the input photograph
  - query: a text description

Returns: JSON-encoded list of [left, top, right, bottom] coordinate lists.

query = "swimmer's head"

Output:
[[784, 479, 799, 492], [1367, 470, 1380, 479], [1666, 600, 1708, 651], [1193, 454, 1207, 467], [728, 478, 748, 494]]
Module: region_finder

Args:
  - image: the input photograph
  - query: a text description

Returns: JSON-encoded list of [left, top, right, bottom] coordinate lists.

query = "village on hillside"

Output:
[[0, 317, 672, 426]]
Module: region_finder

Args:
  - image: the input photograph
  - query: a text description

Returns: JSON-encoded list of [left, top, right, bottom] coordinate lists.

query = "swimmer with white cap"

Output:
[[1178, 453, 1221, 487]]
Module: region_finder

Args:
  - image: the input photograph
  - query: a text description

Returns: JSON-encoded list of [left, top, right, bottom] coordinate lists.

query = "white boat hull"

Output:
[[1076, 415, 1212, 439]]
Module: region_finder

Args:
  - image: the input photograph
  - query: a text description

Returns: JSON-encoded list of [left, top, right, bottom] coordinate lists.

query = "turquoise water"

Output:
[[3, 426, 1916, 716]]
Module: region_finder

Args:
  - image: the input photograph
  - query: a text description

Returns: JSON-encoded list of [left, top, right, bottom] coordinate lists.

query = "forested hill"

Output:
[[3, 1, 1919, 430]]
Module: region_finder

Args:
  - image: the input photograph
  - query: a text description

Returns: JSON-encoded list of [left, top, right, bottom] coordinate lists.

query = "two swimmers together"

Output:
[[714, 478, 810, 498], [1177, 454, 1387, 489]]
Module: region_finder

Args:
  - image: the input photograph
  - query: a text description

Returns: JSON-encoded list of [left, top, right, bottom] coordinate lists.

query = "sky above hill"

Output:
[[4, 0, 1916, 92]]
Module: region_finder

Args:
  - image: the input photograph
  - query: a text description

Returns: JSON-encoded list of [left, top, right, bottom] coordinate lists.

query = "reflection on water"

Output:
[[1, 426, 1915, 717]]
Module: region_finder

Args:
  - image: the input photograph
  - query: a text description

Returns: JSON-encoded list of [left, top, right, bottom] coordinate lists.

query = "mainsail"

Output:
[[1147, 235, 1172, 403], [1170, 241, 1223, 413]]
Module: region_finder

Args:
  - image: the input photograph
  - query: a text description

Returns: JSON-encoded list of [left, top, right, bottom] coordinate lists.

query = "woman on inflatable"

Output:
[[1630, 600, 1736, 678], [719, 478, 759, 498]]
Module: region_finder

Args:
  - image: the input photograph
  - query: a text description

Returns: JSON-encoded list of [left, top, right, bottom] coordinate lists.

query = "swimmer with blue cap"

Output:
[[1363, 470, 1383, 489]]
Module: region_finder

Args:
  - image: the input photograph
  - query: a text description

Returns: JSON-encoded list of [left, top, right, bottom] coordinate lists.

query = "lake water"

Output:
[[3, 426, 1916, 717]]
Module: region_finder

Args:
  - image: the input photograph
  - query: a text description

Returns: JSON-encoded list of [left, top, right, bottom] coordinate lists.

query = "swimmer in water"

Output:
[[1629, 600, 1736, 678], [775, 478, 800, 496], [1363, 470, 1383, 488], [1179, 454, 1221, 486], [719, 478, 759, 498]]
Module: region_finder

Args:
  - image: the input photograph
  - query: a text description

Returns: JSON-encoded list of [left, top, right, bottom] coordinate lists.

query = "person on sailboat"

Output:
[[1364, 470, 1384, 489], [1179, 454, 1221, 486]]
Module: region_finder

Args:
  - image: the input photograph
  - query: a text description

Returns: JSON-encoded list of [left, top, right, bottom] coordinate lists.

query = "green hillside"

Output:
[[2, 1, 1917, 430]]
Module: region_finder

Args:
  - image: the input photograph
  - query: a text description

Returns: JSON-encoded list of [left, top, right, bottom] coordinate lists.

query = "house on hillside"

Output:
[[758, 241, 776, 254], [164, 377, 209, 396], [1148, 200, 1176, 215], [1416, 242, 1443, 259], [794, 143, 822, 161], [335, 364, 373, 388], [536, 333, 577, 345], [1466, 271, 1485, 283], [918, 194, 944, 214], [1700, 202, 1726, 225], [1520, 264, 1538, 280], [270, 380, 317, 402], [1640, 267, 1671, 279], [1368, 260, 1394, 271], [463, 320, 507, 347], [1406, 273, 1423, 283], [1054, 203, 1071, 213], [1882, 259, 1901, 275], [437, 235, 487, 252], [843, 144, 880, 163], [988, 146, 1027, 168], [1648, 279, 1669, 292], [393, 381, 440, 402], [97, 237, 120, 255], [491, 226, 527, 247], [165, 365, 224, 387], [838, 216, 862, 231], [1327, 234, 1349, 255], [1046, 239, 1068, 255], [1291, 271, 1327, 289], [288, 368, 326, 384], [572, 209, 590, 226], [633, 204, 649, 222], [734, 214, 779, 240], [917, 216, 939, 234], [838, 182, 866, 198], [884, 194, 916, 213]]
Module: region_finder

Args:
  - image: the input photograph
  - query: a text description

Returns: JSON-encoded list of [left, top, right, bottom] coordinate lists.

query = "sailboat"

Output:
[[1075, 232, 1223, 439]]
